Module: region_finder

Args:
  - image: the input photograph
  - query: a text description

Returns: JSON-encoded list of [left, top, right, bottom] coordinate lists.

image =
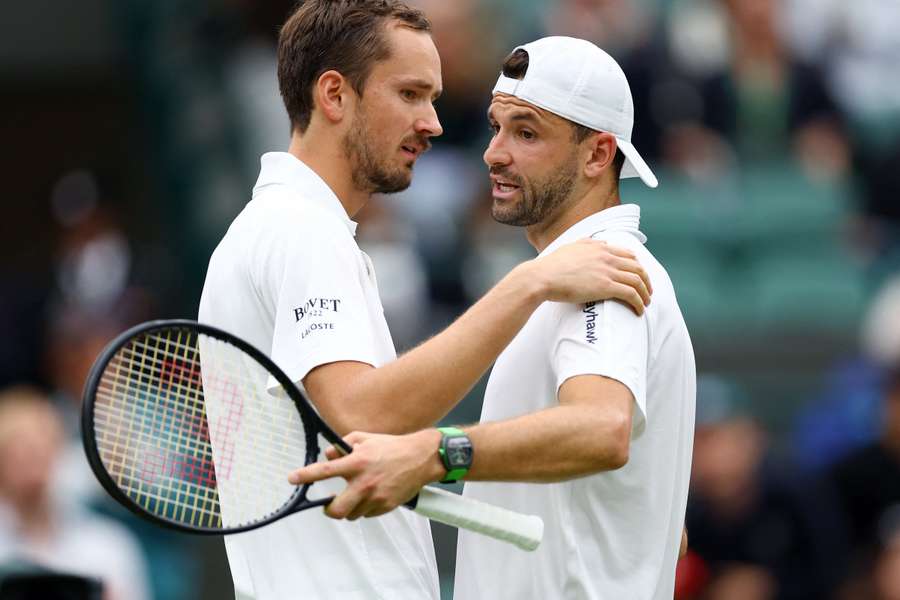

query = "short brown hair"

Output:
[[278, 0, 431, 133], [500, 48, 626, 179]]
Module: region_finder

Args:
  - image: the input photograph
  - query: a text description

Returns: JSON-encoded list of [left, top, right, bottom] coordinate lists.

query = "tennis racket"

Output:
[[81, 320, 543, 551]]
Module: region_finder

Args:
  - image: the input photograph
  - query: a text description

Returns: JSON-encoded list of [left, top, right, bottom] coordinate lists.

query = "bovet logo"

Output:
[[293, 298, 342, 322]]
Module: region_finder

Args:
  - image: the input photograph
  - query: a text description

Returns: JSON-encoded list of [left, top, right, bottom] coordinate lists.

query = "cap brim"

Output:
[[617, 139, 658, 188]]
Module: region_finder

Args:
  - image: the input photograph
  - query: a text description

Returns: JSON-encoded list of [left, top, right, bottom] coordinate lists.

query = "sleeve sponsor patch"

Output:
[[293, 297, 342, 322], [583, 301, 598, 344], [293, 297, 342, 340]]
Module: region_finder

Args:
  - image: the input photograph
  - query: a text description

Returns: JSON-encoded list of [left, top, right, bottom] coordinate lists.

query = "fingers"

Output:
[[326, 431, 368, 460], [288, 456, 352, 485], [613, 256, 652, 296], [611, 282, 645, 316], [613, 270, 651, 308], [603, 243, 636, 261], [326, 485, 368, 520], [334, 487, 398, 520], [588, 240, 653, 302]]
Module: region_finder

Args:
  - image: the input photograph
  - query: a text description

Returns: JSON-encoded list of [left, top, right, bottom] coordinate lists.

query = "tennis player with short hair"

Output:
[[290, 36, 696, 600], [199, 2, 653, 597]]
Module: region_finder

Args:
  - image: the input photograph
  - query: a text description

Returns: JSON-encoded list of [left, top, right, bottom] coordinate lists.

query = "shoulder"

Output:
[[248, 187, 352, 242], [589, 230, 646, 253], [589, 231, 670, 289], [224, 190, 356, 274]]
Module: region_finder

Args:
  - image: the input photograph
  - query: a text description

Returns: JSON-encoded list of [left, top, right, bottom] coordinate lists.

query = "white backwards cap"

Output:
[[493, 36, 658, 188]]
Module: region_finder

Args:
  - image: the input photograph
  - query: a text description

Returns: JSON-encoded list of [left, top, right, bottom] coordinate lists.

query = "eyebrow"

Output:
[[486, 108, 542, 125], [399, 77, 442, 101]]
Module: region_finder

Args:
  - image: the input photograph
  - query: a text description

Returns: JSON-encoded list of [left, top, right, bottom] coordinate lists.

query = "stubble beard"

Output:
[[343, 106, 413, 195], [491, 151, 579, 227]]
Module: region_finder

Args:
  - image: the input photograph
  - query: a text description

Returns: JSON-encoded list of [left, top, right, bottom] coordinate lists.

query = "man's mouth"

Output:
[[400, 138, 431, 160], [490, 174, 521, 197]]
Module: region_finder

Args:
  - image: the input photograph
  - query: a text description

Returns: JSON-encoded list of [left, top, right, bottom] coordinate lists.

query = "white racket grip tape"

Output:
[[413, 486, 544, 551]]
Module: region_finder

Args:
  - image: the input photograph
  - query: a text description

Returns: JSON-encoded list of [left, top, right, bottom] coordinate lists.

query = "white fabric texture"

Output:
[[455, 204, 695, 600], [198, 152, 439, 600]]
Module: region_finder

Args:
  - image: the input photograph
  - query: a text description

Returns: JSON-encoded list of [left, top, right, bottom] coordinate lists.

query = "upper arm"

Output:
[[552, 294, 650, 431], [265, 216, 379, 392], [302, 360, 374, 434], [558, 374, 635, 463]]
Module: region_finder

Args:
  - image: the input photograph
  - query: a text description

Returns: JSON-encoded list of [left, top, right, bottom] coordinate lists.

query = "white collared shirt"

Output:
[[199, 152, 439, 600], [455, 204, 696, 600]]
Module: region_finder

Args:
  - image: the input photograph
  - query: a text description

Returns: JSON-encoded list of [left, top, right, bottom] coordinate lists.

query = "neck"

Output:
[[525, 183, 621, 253], [288, 128, 370, 218]]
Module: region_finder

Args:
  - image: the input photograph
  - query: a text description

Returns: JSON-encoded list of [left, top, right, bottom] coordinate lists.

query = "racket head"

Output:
[[81, 319, 350, 535]]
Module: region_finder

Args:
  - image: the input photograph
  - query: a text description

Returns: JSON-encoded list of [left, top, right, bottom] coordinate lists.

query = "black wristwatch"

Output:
[[437, 427, 473, 483]]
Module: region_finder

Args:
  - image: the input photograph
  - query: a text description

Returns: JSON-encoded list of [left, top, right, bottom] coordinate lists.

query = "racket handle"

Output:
[[412, 486, 543, 551]]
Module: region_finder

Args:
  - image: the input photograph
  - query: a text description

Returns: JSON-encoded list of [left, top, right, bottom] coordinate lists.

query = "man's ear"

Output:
[[314, 70, 353, 124], [583, 132, 618, 179]]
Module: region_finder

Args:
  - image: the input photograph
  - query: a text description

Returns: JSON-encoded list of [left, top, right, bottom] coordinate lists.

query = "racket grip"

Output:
[[412, 486, 543, 551]]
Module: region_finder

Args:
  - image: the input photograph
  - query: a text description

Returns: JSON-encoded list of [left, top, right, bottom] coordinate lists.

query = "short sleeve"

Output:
[[263, 220, 379, 384], [552, 298, 649, 430]]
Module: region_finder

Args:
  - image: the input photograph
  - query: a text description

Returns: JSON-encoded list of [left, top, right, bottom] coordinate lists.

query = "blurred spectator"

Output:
[[828, 367, 900, 589], [0, 386, 150, 600], [666, 0, 850, 181], [542, 0, 654, 56], [45, 303, 148, 505], [684, 376, 847, 600], [791, 358, 885, 472], [785, 0, 900, 141], [413, 0, 505, 147], [793, 275, 900, 471]]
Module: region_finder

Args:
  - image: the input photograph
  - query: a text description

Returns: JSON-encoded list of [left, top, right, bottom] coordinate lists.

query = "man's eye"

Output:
[[520, 130, 535, 140], [402, 90, 417, 101]]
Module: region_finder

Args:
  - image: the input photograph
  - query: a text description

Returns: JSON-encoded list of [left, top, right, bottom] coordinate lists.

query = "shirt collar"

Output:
[[539, 204, 647, 257], [253, 151, 358, 236]]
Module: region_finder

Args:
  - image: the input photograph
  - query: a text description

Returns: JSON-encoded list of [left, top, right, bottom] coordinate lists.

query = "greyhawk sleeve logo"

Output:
[[584, 301, 598, 344]]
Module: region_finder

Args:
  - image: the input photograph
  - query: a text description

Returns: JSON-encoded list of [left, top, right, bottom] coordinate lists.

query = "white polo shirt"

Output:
[[198, 152, 439, 600], [455, 204, 695, 600]]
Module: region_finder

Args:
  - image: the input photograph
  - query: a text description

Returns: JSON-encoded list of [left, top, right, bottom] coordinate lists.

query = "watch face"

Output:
[[446, 437, 473, 467]]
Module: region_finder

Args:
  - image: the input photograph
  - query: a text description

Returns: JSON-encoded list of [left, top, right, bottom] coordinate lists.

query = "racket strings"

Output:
[[92, 328, 310, 530]]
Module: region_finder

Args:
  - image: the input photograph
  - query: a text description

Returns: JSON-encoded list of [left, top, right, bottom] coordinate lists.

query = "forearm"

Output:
[[319, 262, 548, 435], [461, 404, 630, 483]]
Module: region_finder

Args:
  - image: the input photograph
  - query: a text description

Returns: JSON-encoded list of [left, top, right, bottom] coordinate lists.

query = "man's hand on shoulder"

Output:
[[526, 239, 652, 314]]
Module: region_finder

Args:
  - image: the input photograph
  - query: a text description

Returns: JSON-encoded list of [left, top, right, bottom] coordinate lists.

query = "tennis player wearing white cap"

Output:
[[289, 36, 695, 600]]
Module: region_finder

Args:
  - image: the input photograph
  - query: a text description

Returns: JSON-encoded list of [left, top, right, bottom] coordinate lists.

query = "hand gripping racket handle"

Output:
[[411, 486, 543, 551]]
